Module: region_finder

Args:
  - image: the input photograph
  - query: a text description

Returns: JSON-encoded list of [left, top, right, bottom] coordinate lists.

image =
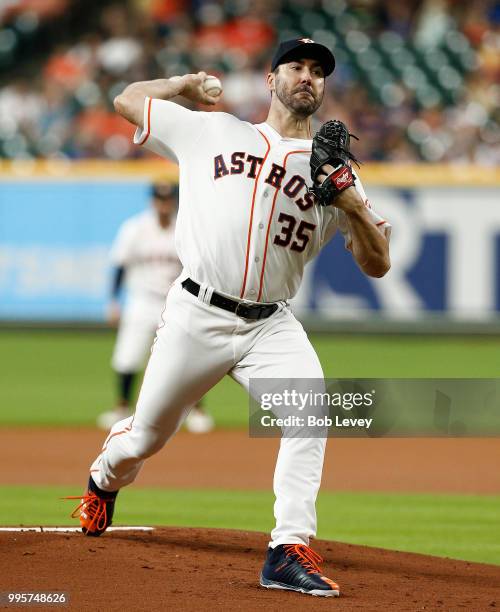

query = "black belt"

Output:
[[181, 278, 279, 320]]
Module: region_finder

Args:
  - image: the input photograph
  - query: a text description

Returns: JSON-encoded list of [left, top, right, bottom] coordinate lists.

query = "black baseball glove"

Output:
[[309, 120, 360, 207]]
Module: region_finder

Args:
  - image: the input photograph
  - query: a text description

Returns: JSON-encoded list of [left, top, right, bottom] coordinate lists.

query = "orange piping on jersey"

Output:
[[239, 128, 271, 299], [138, 97, 152, 145], [257, 149, 311, 302]]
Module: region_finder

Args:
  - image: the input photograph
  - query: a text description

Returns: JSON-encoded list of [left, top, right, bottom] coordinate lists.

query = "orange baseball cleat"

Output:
[[65, 477, 118, 537]]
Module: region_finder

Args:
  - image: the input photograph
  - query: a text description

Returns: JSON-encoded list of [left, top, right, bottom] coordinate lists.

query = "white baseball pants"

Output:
[[91, 280, 327, 547]]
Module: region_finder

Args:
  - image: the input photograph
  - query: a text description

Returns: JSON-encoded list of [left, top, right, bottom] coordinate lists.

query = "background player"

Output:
[[96, 182, 214, 434]]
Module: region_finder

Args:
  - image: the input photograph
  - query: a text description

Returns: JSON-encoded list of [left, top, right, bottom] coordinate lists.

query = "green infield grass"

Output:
[[0, 485, 498, 566], [1, 330, 499, 427]]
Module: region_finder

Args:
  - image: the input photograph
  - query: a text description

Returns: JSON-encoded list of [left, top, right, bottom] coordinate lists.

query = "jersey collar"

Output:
[[255, 122, 312, 147]]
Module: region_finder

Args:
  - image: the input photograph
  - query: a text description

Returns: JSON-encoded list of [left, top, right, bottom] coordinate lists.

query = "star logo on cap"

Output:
[[299, 38, 315, 43]]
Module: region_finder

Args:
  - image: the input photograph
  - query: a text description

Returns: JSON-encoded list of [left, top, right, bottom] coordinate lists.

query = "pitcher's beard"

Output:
[[275, 80, 323, 118]]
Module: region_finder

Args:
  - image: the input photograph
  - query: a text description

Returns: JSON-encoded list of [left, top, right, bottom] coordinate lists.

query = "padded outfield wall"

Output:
[[0, 161, 498, 326]]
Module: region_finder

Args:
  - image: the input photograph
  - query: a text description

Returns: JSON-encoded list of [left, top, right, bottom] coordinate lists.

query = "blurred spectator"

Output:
[[0, 0, 498, 163], [96, 5, 143, 75]]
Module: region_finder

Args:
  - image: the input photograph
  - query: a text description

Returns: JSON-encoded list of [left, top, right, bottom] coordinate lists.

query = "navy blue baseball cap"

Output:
[[271, 38, 336, 76]]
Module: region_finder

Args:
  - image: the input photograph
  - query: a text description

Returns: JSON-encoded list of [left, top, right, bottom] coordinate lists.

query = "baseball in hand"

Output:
[[203, 75, 222, 97]]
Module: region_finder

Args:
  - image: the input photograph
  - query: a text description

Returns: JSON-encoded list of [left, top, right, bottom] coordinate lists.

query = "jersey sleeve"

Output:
[[110, 220, 136, 267], [133, 97, 208, 160], [322, 169, 391, 249]]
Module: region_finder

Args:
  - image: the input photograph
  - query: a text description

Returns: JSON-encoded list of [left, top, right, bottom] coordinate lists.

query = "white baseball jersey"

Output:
[[134, 97, 390, 303], [110, 209, 182, 299]]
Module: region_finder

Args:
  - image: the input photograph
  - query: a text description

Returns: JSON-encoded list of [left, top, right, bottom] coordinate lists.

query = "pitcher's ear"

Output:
[[267, 71, 275, 93]]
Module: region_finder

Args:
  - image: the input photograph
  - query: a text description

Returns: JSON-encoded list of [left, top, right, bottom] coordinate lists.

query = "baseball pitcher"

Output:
[[68, 38, 391, 598]]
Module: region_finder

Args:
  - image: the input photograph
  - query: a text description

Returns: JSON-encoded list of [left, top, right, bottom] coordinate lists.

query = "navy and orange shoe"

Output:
[[66, 477, 118, 537], [260, 544, 340, 597]]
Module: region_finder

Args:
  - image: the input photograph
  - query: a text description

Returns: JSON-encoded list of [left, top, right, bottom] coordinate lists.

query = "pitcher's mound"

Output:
[[1, 527, 498, 611]]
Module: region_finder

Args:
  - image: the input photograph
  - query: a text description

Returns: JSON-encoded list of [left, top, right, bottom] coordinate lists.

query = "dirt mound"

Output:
[[1, 527, 498, 611]]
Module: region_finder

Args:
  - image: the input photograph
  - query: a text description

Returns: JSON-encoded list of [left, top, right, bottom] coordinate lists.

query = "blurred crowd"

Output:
[[0, 0, 498, 164]]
